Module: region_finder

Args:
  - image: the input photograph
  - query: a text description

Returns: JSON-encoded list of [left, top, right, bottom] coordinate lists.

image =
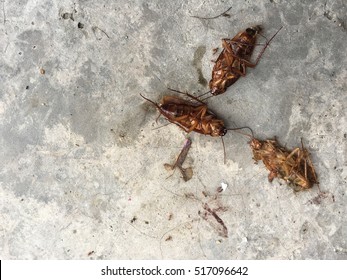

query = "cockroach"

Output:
[[141, 92, 228, 161], [229, 127, 319, 191], [164, 138, 193, 181], [208, 26, 283, 96], [250, 137, 318, 191], [140, 91, 251, 163], [141, 93, 227, 137]]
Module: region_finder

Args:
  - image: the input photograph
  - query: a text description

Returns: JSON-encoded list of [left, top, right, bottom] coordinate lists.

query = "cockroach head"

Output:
[[210, 126, 227, 137], [209, 120, 227, 137], [246, 26, 262, 36], [250, 138, 262, 150]]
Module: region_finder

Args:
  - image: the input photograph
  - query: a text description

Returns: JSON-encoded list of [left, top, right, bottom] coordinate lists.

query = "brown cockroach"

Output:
[[141, 92, 228, 161], [208, 26, 283, 96], [164, 138, 193, 181], [250, 137, 318, 191], [140, 93, 227, 137], [140, 91, 251, 163], [229, 127, 319, 191]]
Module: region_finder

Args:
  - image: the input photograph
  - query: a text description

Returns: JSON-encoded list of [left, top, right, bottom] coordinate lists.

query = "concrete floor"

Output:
[[0, 0, 346, 259]]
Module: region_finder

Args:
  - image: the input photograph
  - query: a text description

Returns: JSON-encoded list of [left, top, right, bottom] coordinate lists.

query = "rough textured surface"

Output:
[[0, 0, 346, 259]]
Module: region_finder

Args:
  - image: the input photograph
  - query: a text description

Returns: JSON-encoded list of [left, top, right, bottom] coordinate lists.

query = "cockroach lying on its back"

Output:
[[250, 137, 319, 191], [140, 92, 227, 137], [140, 91, 244, 163], [140, 91, 227, 137], [208, 26, 283, 96]]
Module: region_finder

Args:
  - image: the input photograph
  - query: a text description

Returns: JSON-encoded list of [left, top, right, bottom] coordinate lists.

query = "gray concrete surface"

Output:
[[0, 0, 346, 259]]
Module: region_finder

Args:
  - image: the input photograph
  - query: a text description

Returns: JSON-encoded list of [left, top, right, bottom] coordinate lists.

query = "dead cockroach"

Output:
[[229, 127, 319, 191], [164, 138, 193, 181], [141, 92, 228, 161], [140, 91, 251, 163], [250, 137, 319, 191], [208, 26, 283, 96], [141, 93, 227, 137]]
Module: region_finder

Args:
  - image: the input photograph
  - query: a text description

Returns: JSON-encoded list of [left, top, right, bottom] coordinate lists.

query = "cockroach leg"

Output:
[[197, 90, 212, 99], [164, 165, 176, 180], [226, 126, 254, 138], [178, 166, 193, 182], [173, 138, 192, 169], [233, 26, 283, 68], [167, 88, 206, 105], [249, 26, 283, 67], [155, 112, 162, 123], [151, 122, 172, 131], [300, 139, 319, 185], [164, 138, 193, 181]]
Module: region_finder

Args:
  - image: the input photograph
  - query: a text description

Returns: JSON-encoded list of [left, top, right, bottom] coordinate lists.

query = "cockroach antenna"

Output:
[[140, 93, 163, 124], [226, 126, 254, 139], [253, 26, 283, 66], [197, 90, 212, 99], [221, 127, 254, 164], [167, 88, 206, 105], [140, 93, 160, 109]]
